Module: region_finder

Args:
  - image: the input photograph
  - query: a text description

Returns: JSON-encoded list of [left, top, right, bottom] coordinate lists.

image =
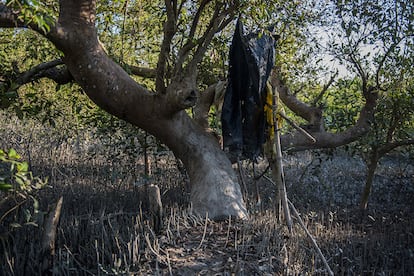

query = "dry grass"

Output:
[[0, 113, 413, 275]]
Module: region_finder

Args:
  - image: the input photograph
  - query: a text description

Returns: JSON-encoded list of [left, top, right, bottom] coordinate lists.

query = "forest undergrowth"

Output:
[[0, 113, 413, 275]]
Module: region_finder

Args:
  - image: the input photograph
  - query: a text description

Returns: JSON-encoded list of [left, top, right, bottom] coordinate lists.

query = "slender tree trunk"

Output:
[[360, 151, 379, 210]]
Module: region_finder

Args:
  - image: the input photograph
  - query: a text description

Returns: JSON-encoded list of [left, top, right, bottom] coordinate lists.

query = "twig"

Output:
[[0, 198, 27, 224], [144, 233, 165, 262], [237, 159, 248, 200], [278, 112, 316, 143], [288, 199, 334, 276], [253, 163, 270, 180], [196, 212, 209, 250], [63, 245, 96, 275], [225, 215, 231, 247], [312, 71, 337, 106]]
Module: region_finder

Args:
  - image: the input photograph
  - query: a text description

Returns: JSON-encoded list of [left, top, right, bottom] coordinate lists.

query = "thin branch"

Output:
[[186, 3, 237, 74], [173, 0, 212, 74], [189, 0, 212, 39], [375, 37, 404, 91], [156, 0, 178, 94], [173, 1, 237, 78], [348, 51, 367, 91], [378, 139, 414, 156], [278, 112, 316, 143], [312, 71, 338, 106]]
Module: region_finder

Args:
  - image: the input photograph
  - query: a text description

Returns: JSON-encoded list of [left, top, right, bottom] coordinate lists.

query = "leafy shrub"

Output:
[[0, 148, 47, 232]]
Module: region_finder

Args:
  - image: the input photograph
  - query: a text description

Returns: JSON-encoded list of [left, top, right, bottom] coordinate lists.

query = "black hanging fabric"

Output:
[[221, 19, 276, 162]]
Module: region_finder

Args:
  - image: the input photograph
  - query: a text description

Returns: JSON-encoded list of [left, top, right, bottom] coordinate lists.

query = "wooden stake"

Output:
[[147, 184, 163, 234], [269, 86, 293, 233], [41, 196, 63, 273]]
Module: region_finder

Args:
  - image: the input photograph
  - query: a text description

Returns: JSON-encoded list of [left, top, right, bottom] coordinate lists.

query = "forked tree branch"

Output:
[[186, 2, 237, 74], [173, 1, 238, 79], [173, 0, 212, 76], [270, 69, 379, 151]]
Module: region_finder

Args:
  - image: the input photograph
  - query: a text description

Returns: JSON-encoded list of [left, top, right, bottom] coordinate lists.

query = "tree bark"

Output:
[[360, 151, 379, 210], [360, 140, 414, 209]]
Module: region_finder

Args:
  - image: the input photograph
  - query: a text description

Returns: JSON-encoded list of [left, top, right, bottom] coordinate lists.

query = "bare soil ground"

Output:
[[1, 116, 413, 275]]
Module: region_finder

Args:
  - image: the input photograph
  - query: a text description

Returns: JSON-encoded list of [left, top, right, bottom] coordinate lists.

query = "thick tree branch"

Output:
[[270, 68, 324, 130], [194, 83, 216, 130], [0, 4, 21, 27], [0, 60, 72, 95], [15, 60, 73, 85], [0, 4, 39, 29], [193, 80, 226, 131], [270, 69, 378, 151]]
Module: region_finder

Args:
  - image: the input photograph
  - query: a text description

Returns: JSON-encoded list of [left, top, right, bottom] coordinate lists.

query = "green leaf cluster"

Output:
[[6, 0, 57, 33], [0, 148, 47, 192], [0, 148, 47, 230]]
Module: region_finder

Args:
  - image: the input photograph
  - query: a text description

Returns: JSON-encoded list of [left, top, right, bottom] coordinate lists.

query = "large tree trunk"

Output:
[[0, 0, 247, 220], [156, 113, 247, 219]]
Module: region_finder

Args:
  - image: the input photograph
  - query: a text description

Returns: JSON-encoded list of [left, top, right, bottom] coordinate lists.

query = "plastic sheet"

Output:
[[221, 20, 276, 162]]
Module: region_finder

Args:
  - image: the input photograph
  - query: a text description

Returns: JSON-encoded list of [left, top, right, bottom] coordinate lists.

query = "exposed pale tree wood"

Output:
[[147, 184, 163, 233]]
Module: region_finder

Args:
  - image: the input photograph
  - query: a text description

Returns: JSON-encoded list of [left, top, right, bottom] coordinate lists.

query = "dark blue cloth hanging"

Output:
[[221, 19, 276, 162]]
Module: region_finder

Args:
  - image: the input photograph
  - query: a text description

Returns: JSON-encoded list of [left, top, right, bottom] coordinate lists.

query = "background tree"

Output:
[[325, 0, 414, 208]]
